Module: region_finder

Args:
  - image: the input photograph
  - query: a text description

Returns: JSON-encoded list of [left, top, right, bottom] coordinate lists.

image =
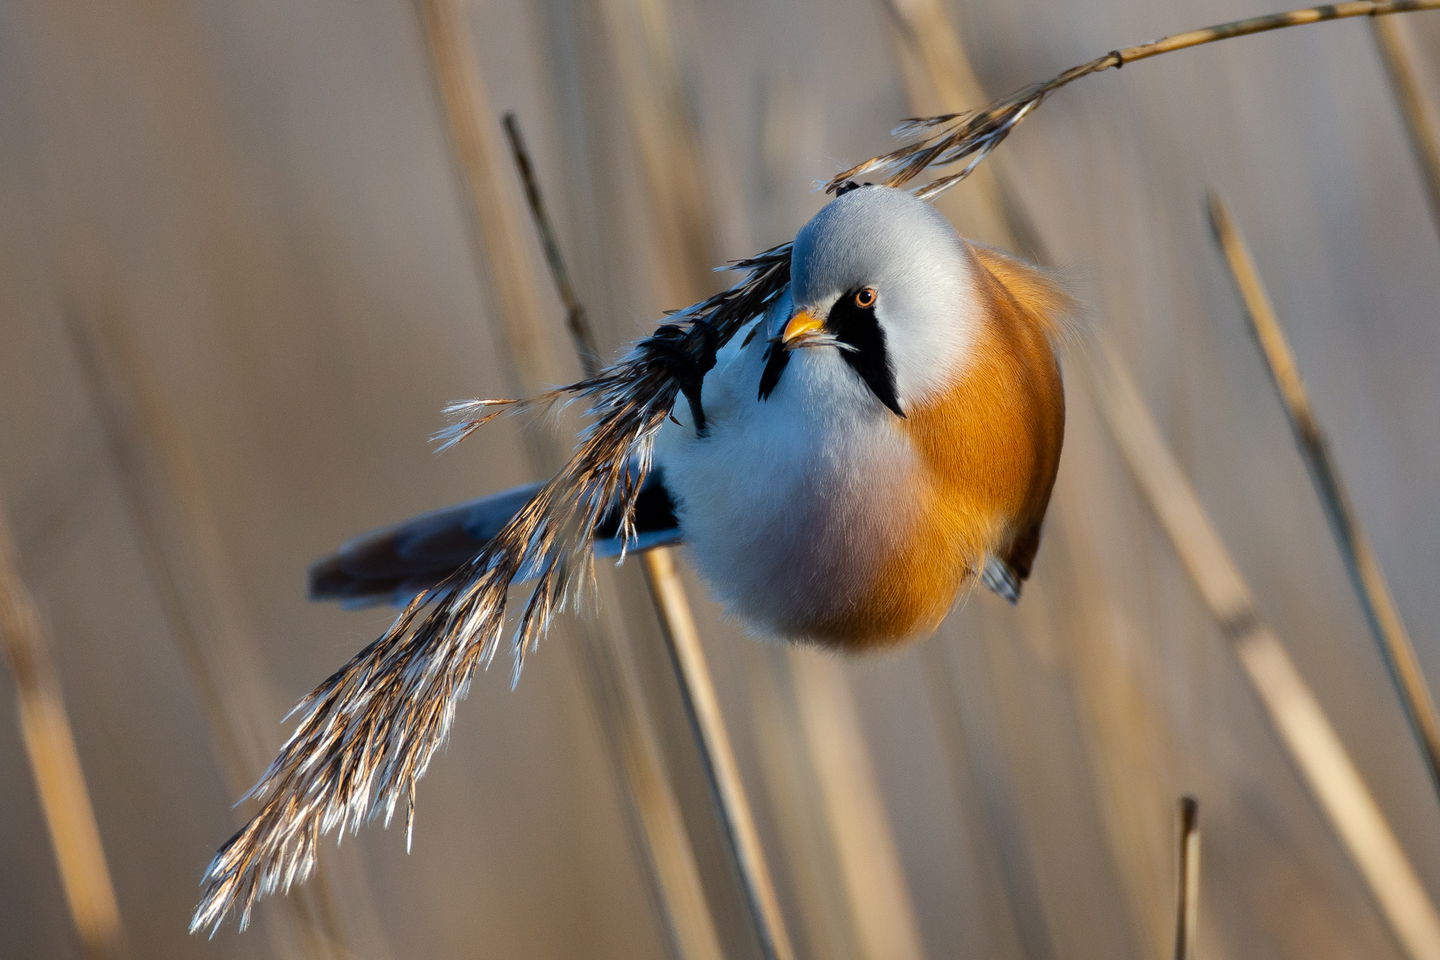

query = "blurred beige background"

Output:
[[1, 0, 1438, 957]]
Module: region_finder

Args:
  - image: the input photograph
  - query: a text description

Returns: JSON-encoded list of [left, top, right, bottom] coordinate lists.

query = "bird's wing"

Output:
[[309, 471, 681, 608], [661, 305, 787, 437]]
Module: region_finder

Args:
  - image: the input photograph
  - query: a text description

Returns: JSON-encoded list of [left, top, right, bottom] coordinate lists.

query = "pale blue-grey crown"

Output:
[[790, 186, 963, 307], [788, 185, 979, 404]]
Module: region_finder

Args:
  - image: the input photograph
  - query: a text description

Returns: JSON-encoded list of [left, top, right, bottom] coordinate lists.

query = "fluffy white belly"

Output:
[[655, 345, 925, 642]]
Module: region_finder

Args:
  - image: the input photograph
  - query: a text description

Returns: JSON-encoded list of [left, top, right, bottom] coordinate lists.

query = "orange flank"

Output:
[[807, 245, 1067, 649]]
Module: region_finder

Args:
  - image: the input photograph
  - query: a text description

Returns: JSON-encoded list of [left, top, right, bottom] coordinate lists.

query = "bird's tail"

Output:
[[309, 474, 681, 608]]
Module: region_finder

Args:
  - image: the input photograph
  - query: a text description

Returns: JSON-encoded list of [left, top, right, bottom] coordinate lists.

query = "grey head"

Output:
[[768, 185, 983, 413]]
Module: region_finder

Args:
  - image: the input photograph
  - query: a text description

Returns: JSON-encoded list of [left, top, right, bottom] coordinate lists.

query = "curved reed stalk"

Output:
[[1207, 193, 1440, 802], [411, 10, 725, 959], [833, 1, 1440, 199], [788, 652, 928, 960], [191, 0, 1440, 933]]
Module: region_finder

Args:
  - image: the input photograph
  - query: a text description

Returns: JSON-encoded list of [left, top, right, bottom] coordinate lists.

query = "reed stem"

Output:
[[1370, 15, 1440, 242], [414, 5, 724, 956], [502, 109, 792, 960], [1172, 796, 1200, 960], [643, 550, 795, 960], [1113, 1, 1440, 66], [1088, 345, 1440, 960], [412, 0, 565, 404], [0, 495, 126, 960], [501, 110, 725, 960], [788, 652, 928, 960], [1207, 193, 1440, 809]]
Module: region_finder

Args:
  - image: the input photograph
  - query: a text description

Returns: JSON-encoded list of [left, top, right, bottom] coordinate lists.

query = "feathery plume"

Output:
[[192, 245, 790, 934]]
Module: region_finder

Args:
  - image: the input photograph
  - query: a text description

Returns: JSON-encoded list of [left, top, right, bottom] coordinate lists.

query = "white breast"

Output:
[[653, 314, 925, 641]]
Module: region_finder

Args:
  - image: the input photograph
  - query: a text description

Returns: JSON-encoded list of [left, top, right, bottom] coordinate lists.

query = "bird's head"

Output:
[[762, 184, 983, 418]]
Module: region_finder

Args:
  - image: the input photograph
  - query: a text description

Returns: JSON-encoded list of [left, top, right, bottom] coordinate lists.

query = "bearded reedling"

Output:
[[314, 185, 1069, 647]]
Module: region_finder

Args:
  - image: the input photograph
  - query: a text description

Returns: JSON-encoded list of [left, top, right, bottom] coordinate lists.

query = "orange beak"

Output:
[[780, 309, 825, 346]]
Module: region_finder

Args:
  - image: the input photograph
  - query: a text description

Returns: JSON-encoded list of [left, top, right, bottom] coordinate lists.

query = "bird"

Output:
[[309, 184, 1069, 651], [191, 184, 1071, 937]]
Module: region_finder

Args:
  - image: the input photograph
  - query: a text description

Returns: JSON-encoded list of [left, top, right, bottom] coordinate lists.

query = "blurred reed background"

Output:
[[1, 0, 1438, 957]]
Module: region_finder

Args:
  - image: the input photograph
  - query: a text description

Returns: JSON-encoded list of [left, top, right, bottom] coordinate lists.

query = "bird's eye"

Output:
[[854, 287, 877, 309]]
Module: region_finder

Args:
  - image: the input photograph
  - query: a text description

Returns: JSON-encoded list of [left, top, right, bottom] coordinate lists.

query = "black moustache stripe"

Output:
[[831, 293, 905, 418], [755, 291, 904, 418]]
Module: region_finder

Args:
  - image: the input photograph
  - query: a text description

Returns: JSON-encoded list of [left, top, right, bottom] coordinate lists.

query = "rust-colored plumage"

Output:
[[805, 245, 1067, 649]]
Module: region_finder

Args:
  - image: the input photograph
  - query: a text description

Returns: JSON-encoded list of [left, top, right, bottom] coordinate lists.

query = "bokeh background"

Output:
[[2, 0, 1438, 957]]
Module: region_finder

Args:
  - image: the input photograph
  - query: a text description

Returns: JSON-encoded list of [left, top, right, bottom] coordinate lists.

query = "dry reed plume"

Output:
[[503, 111, 788, 959], [192, 0, 1440, 933], [418, 11, 728, 959]]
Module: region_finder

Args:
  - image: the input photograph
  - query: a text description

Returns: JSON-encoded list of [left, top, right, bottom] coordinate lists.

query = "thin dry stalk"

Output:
[[42, 10, 363, 950], [583, 3, 797, 952], [874, 0, 1018, 245], [503, 111, 725, 960], [413, 0, 565, 402], [502, 114, 603, 370], [61, 313, 254, 791], [1370, 16, 1440, 240], [739, 649, 857, 960], [419, 11, 725, 956], [832, 1, 1440, 199], [1173, 796, 1200, 960], [0, 495, 125, 960], [919, 640, 1058, 960], [642, 548, 796, 960], [504, 10, 795, 949], [594, 0, 719, 299], [605, 1, 928, 942], [1088, 345, 1440, 960], [881, 6, 1062, 950], [584, 656, 727, 960], [1207, 193, 1440, 805], [1047, 499, 1178, 955], [877, 0, 986, 112], [753, 74, 939, 960]]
